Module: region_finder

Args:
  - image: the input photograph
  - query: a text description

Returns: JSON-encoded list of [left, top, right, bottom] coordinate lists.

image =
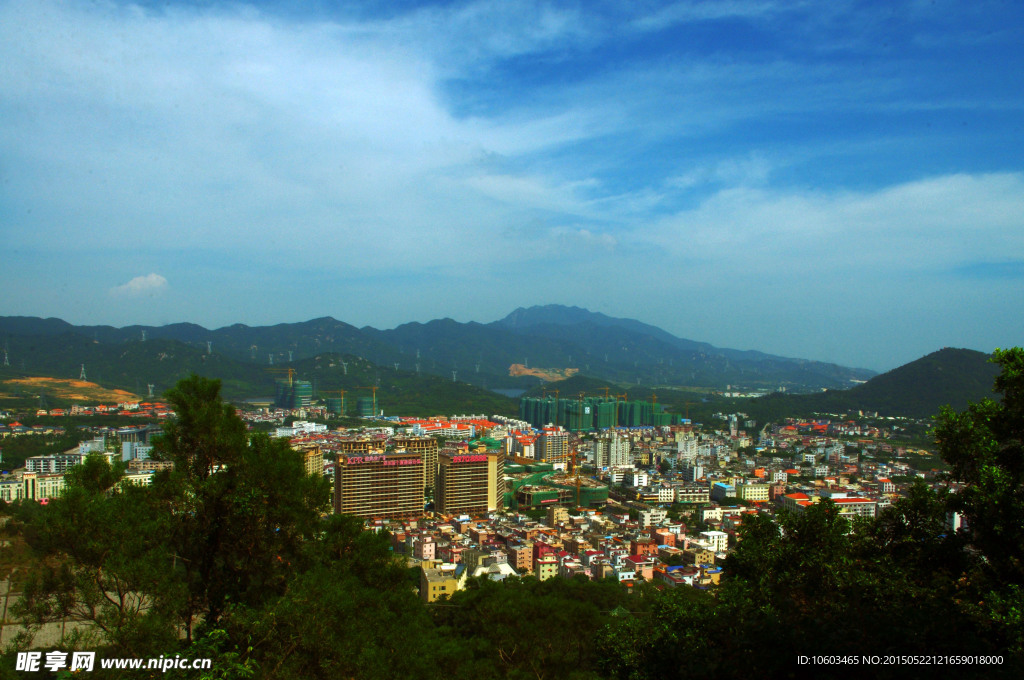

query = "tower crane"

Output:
[[320, 389, 347, 416], [266, 367, 296, 387], [356, 386, 379, 416]]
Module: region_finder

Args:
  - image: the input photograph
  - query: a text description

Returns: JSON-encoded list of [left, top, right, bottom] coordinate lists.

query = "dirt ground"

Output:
[[0, 377, 139, 403]]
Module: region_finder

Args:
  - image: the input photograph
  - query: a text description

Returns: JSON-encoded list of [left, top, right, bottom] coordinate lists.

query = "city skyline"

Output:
[[2, 0, 1023, 372]]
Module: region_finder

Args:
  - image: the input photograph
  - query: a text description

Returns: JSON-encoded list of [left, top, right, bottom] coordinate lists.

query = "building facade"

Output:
[[435, 451, 504, 515], [392, 436, 440, 493], [334, 452, 425, 519]]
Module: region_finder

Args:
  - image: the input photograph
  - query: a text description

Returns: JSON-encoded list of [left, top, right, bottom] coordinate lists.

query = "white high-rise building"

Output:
[[593, 432, 630, 468]]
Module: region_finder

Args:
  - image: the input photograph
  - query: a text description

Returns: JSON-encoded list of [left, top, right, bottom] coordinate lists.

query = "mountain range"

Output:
[[0, 308, 1001, 420], [0, 305, 876, 395]]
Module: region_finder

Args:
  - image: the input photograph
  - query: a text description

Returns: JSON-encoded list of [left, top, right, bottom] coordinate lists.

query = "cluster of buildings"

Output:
[[0, 422, 66, 439], [1, 395, 949, 603], [389, 507, 730, 602], [0, 426, 169, 503], [29, 401, 173, 419]]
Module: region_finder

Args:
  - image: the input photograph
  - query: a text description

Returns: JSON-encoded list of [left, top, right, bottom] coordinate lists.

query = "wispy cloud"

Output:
[[646, 172, 1024, 271], [1, 0, 1023, 370]]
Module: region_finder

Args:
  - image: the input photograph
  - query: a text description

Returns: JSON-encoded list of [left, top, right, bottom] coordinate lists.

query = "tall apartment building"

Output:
[[334, 452, 424, 519], [593, 432, 630, 468], [392, 436, 440, 493], [435, 451, 504, 515], [676, 436, 698, 461], [537, 427, 569, 465], [301, 445, 324, 477]]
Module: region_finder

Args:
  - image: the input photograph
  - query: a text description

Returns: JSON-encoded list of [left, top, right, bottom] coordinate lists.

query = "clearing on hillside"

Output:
[[0, 377, 140, 403]]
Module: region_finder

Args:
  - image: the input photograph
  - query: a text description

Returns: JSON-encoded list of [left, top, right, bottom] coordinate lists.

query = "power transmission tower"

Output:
[[80, 364, 87, 381]]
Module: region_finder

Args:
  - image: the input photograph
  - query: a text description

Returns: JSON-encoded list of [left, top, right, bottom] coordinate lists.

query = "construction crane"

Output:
[[683, 401, 697, 420], [356, 386, 379, 416], [568, 445, 584, 509], [266, 367, 296, 387], [320, 389, 347, 416], [615, 393, 628, 428]]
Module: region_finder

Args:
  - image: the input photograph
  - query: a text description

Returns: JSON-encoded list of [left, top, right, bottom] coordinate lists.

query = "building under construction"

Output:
[[519, 396, 675, 430], [356, 397, 376, 417], [503, 462, 609, 510], [275, 380, 313, 409], [325, 397, 345, 416]]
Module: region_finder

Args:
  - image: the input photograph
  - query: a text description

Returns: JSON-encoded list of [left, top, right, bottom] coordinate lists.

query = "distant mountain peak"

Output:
[[498, 304, 609, 328]]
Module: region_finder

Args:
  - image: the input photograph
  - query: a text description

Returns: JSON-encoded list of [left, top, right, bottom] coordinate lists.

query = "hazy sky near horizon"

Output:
[[2, 0, 1023, 372]]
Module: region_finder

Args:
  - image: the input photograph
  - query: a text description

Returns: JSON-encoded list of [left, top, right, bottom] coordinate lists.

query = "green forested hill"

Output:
[[0, 333, 516, 416], [741, 348, 1000, 419]]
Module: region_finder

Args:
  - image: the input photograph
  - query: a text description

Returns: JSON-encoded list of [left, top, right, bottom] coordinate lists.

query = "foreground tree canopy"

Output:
[[2, 366, 1023, 679]]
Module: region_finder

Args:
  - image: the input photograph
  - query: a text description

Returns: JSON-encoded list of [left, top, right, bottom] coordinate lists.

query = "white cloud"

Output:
[[111, 273, 168, 297], [645, 172, 1024, 273]]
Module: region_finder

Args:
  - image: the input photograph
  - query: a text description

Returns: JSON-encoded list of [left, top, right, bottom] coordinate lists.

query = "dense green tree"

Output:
[[10, 454, 180, 657], [151, 375, 331, 640], [935, 348, 1024, 584], [171, 516, 438, 680], [432, 575, 656, 680], [934, 348, 1024, 657], [7, 375, 330, 661]]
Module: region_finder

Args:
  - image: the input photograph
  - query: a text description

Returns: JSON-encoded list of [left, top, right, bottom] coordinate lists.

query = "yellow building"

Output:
[[291, 444, 323, 477], [420, 566, 460, 603], [534, 556, 558, 581], [546, 505, 570, 526], [336, 438, 383, 454], [435, 451, 504, 515], [736, 482, 769, 502], [21, 472, 66, 501], [334, 452, 424, 519], [392, 436, 440, 493]]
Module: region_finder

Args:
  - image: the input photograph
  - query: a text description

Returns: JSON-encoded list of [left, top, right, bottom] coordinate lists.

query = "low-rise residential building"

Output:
[[534, 555, 558, 581], [420, 566, 460, 603], [699, 530, 729, 553]]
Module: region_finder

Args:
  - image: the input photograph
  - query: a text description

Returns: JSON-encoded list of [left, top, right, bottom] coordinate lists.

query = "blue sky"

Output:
[[2, 0, 1023, 372]]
